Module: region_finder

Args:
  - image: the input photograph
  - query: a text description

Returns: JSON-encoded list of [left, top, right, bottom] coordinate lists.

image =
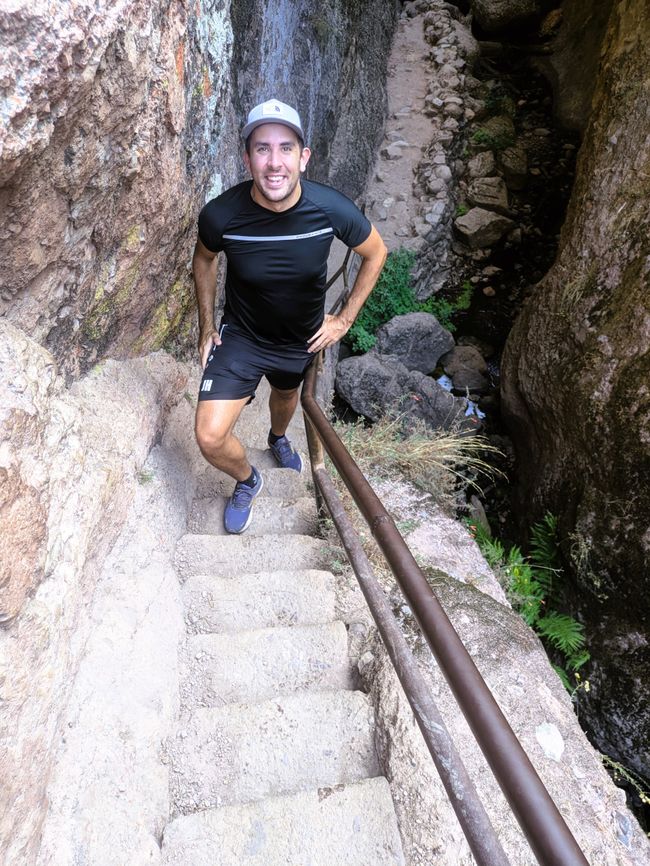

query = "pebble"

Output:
[[482, 286, 496, 297]]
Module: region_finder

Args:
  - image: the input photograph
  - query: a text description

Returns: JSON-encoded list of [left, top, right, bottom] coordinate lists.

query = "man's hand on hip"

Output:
[[307, 313, 351, 353], [199, 328, 220, 367]]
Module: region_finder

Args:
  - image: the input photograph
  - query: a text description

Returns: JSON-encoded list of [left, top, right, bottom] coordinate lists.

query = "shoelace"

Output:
[[272, 437, 293, 462], [231, 480, 256, 508]]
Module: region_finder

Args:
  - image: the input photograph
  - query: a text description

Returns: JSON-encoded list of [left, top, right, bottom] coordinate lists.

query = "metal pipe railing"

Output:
[[301, 353, 589, 866], [312, 463, 511, 866]]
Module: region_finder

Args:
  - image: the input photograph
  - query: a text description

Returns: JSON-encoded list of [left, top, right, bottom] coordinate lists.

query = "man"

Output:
[[193, 98, 386, 533]]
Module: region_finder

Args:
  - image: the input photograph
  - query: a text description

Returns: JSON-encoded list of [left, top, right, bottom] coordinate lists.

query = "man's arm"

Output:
[[307, 225, 387, 354], [193, 237, 221, 366]]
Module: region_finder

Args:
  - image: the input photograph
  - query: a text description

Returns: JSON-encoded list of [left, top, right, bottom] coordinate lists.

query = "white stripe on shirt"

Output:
[[222, 227, 334, 242]]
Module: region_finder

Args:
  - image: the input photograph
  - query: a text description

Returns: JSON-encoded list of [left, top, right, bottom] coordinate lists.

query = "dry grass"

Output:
[[332, 414, 504, 508]]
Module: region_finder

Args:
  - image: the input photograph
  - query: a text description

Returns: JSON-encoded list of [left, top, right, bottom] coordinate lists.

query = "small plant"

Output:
[[470, 514, 590, 689], [601, 755, 650, 807], [421, 280, 474, 332], [471, 127, 515, 152], [455, 203, 469, 217]]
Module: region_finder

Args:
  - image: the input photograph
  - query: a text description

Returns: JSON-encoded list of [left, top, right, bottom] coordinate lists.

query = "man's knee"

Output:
[[195, 399, 245, 456], [195, 418, 229, 456]]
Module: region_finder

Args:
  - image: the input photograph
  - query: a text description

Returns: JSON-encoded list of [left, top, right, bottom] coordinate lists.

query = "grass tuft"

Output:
[[333, 414, 503, 506]]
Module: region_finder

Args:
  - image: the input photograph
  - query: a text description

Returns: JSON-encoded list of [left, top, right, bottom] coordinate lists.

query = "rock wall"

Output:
[[501, 0, 650, 779], [229, 0, 398, 200], [0, 0, 396, 379], [365, 577, 650, 865], [0, 0, 239, 379], [0, 2, 398, 860], [0, 321, 189, 863]]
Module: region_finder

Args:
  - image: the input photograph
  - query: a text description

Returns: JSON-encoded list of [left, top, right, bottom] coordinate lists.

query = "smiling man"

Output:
[[193, 98, 386, 534]]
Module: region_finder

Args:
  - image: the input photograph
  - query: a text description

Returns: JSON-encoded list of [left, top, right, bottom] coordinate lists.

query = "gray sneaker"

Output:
[[223, 468, 264, 534]]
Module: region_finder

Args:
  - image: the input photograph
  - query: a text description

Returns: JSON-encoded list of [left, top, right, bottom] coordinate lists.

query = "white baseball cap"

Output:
[[242, 99, 304, 141]]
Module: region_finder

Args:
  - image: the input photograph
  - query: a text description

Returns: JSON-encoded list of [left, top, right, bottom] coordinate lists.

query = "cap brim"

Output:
[[242, 119, 304, 141]]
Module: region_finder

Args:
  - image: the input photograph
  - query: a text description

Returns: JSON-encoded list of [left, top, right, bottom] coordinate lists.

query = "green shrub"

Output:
[[346, 251, 474, 352], [346, 249, 418, 352]]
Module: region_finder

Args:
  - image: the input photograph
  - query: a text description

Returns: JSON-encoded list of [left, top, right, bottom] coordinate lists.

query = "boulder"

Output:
[[471, 0, 542, 34], [406, 372, 471, 430], [375, 312, 455, 373], [335, 353, 467, 430], [467, 176, 510, 215], [336, 353, 413, 422], [454, 208, 516, 249], [499, 145, 528, 190], [440, 345, 490, 393], [468, 151, 497, 178]]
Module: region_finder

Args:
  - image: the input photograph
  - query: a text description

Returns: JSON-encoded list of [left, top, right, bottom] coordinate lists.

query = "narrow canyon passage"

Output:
[[1, 0, 649, 862]]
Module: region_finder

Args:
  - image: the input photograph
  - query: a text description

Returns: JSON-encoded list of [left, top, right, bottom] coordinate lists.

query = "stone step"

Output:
[[168, 690, 379, 815], [195, 461, 310, 501], [183, 570, 337, 634], [182, 622, 353, 707], [188, 495, 318, 536], [162, 776, 405, 865], [174, 534, 332, 582]]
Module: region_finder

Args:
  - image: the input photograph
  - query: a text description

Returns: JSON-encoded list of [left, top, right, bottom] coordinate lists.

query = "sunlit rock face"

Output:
[[0, 0, 239, 379], [501, 0, 650, 778], [0, 0, 396, 380]]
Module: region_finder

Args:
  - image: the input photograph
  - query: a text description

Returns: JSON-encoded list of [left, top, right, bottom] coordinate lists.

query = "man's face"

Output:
[[244, 123, 311, 211]]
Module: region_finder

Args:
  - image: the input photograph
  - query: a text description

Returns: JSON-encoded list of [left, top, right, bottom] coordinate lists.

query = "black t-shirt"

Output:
[[198, 179, 371, 346]]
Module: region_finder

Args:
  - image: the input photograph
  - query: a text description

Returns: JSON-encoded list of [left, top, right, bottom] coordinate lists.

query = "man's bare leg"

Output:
[[269, 385, 300, 437], [195, 397, 252, 481]]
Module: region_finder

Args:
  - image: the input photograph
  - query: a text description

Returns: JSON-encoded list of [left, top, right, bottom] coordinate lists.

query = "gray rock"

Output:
[[467, 176, 510, 215], [335, 353, 467, 431], [476, 114, 516, 144], [453, 208, 516, 249], [450, 19, 480, 63], [375, 313, 455, 373], [499, 145, 528, 190], [382, 143, 405, 160], [434, 164, 453, 183], [440, 345, 490, 393], [424, 201, 448, 226], [426, 177, 446, 194], [336, 354, 413, 422], [467, 150, 497, 178], [472, 0, 542, 34], [406, 372, 470, 430]]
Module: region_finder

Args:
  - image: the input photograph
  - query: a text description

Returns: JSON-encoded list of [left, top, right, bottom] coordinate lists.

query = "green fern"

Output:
[[505, 547, 545, 625], [470, 514, 591, 690], [536, 612, 586, 655]]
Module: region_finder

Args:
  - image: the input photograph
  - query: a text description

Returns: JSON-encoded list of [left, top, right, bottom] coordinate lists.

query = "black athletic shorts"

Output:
[[198, 322, 314, 401]]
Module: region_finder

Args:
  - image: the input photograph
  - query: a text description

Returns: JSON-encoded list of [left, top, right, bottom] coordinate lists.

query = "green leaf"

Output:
[[536, 612, 586, 655]]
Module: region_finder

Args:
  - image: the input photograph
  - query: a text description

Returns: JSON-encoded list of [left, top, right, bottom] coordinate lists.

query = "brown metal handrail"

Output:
[[300, 264, 590, 866]]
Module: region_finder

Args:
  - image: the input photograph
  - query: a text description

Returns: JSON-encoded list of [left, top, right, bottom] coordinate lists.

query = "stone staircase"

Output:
[[161, 387, 406, 864]]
